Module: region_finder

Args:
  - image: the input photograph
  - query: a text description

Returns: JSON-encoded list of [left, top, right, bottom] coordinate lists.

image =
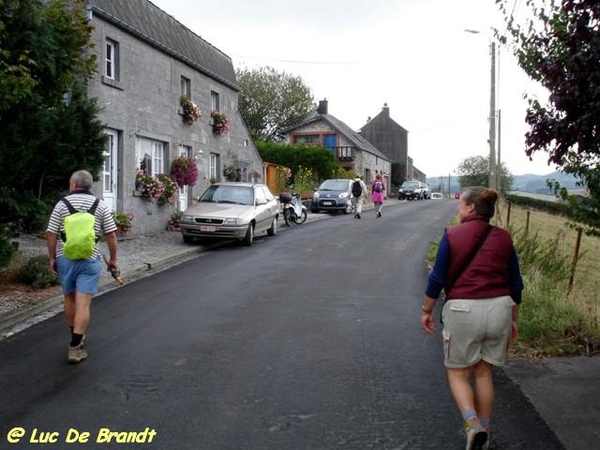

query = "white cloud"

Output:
[[149, 0, 558, 176]]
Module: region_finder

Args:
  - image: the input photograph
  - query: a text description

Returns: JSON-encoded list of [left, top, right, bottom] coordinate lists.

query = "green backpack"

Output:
[[61, 198, 100, 260]]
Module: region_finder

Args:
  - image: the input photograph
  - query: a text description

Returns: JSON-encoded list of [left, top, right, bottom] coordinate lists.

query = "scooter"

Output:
[[279, 192, 308, 226]]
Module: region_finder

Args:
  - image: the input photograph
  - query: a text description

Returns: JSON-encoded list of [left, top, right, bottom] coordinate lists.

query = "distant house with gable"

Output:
[[359, 103, 426, 184], [283, 99, 391, 187], [86, 0, 263, 235]]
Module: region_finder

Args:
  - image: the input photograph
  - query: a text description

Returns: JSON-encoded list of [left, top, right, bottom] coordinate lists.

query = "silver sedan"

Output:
[[180, 183, 279, 246]]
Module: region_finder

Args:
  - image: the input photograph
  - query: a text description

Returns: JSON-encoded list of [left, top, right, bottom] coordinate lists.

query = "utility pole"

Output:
[[489, 41, 497, 190], [497, 109, 502, 191]]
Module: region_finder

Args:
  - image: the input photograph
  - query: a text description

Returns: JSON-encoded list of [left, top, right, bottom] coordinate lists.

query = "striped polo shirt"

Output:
[[46, 192, 117, 259]]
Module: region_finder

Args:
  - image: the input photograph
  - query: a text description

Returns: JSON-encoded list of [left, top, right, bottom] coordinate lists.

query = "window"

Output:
[[136, 137, 165, 176], [293, 134, 319, 145], [105, 38, 119, 80], [210, 153, 219, 181], [102, 131, 117, 193], [211, 91, 220, 112], [181, 76, 191, 98], [255, 186, 267, 205]]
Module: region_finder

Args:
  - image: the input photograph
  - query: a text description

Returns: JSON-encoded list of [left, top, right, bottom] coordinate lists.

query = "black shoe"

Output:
[[357, 214, 361, 219]]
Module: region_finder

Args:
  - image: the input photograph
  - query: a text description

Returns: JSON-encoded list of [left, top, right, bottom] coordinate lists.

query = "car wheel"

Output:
[[267, 217, 277, 236], [243, 223, 254, 246], [311, 205, 319, 213], [182, 235, 195, 244]]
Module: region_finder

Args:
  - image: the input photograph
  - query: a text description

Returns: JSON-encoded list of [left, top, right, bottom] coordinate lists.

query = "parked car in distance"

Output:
[[398, 180, 429, 200], [431, 192, 443, 200], [311, 179, 354, 214], [179, 182, 279, 246]]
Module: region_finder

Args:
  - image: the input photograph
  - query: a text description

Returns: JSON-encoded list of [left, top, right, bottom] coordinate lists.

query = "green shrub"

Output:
[[0, 228, 15, 269], [19, 255, 59, 289]]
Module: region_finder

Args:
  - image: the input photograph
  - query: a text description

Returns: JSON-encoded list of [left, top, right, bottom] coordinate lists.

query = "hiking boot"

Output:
[[465, 421, 488, 450], [68, 343, 88, 364], [482, 429, 491, 450]]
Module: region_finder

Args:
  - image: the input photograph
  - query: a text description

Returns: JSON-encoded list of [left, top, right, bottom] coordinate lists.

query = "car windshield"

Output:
[[401, 182, 420, 189], [319, 180, 349, 191], [198, 185, 254, 206]]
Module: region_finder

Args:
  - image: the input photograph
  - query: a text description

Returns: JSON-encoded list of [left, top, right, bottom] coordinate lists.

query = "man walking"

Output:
[[47, 170, 118, 364], [351, 174, 368, 219]]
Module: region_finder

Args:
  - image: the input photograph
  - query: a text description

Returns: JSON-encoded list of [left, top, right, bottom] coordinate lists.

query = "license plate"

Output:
[[323, 201, 333, 206], [200, 225, 216, 232]]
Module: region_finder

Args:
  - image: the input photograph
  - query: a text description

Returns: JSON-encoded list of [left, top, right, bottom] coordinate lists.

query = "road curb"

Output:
[[0, 243, 217, 340]]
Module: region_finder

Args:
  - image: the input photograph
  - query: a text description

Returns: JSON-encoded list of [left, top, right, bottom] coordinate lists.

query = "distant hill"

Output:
[[510, 172, 582, 194], [425, 172, 582, 195]]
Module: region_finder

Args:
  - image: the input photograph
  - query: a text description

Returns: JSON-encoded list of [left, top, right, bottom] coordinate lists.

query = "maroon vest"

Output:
[[446, 216, 513, 300]]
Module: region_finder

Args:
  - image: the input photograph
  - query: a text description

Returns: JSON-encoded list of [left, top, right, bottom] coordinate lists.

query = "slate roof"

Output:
[[290, 110, 389, 161], [88, 0, 239, 90]]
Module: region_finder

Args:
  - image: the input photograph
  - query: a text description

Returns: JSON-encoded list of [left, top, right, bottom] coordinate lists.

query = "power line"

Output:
[[230, 54, 356, 66]]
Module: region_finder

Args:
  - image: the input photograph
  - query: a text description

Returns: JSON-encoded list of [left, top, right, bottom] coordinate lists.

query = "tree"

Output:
[[0, 0, 105, 234], [236, 66, 315, 142], [457, 155, 513, 191], [391, 161, 406, 187], [497, 0, 600, 235]]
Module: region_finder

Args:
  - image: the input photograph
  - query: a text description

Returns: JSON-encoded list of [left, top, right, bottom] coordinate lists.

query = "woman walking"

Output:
[[420, 187, 523, 450], [370, 173, 385, 218]]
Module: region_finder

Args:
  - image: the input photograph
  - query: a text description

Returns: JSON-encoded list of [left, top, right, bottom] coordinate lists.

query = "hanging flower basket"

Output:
[[135, 170, 177, 207], [223, 164, 241, 181], [180, 96, 202, 125], [210, 110, 229, 135], [135, 170, 164, 202], [157, 174, 178, 207], [171, 156, 199, 187]]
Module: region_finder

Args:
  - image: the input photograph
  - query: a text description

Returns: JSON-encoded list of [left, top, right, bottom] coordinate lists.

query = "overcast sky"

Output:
[[150, 0, 557, 177]]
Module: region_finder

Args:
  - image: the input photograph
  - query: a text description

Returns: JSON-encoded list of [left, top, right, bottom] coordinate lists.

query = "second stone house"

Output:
[[283, 99, 391, 187]]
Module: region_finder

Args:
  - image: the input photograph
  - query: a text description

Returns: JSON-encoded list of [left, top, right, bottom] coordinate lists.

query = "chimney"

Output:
[[382, 103, 389, 117], [317, 98, 328, 115]]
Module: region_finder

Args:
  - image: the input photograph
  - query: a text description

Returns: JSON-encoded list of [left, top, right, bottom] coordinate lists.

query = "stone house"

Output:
[[283, 100, 391, 188], [87, 0, 263, 235], [359, 103, 426, 184]]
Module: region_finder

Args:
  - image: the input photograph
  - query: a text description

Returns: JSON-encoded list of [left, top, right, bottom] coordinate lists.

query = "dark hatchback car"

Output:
[[398, 180, 428, 201], [310, 179, 353, 214]]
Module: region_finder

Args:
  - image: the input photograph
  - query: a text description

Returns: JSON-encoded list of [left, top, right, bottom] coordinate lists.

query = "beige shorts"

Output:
[[441, 296, 515, 369]]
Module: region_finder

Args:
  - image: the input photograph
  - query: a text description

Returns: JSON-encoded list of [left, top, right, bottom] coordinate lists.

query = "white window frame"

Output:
[[105, 38, 119, 80], [181, 76, 191, 98], [211, 91, 220, 112], [210, 153, 219, 181], [136, 137, 165, 176]]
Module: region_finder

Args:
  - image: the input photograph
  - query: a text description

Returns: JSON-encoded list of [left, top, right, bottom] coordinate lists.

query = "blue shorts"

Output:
[[56, 256, 102, 295]]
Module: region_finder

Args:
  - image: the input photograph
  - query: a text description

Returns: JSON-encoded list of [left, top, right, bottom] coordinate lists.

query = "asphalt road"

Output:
[[0, 201, 564, 449]]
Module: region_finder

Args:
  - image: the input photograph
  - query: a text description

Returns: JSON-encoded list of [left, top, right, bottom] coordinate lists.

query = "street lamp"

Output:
[[465, 29, 498, 190]]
